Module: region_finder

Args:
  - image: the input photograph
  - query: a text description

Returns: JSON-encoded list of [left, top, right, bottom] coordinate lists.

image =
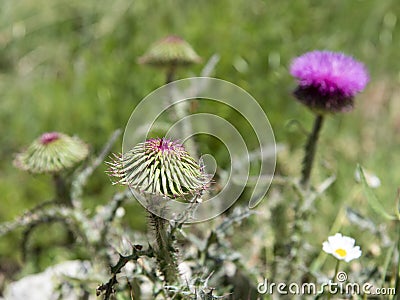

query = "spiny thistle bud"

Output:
[[107, 138, 208, 199], [290, 50, 369, 113], [14, 132, 89, 174], [138, 35, 201, 68]]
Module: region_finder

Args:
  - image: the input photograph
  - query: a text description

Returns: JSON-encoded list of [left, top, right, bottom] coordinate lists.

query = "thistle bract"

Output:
[[290, 50, 369, 113], [14, 132, 89, 174], [138, 35, 201, 68], [107, 138, 207, 199]]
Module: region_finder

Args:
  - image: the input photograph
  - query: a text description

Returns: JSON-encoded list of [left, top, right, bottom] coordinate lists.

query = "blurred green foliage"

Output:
[[1, 0, 400, 277]]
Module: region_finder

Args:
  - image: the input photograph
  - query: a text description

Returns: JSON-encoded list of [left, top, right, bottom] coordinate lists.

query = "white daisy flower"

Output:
[[322, 233, 362, 262]]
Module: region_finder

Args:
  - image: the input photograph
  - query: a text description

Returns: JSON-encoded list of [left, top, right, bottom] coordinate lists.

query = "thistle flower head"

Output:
[[322, 233, 362, 262], [138, 35, 201, 68], [290, 50, 369, 113], [107, 138, 208, 199], [14, 132, 89, 174]]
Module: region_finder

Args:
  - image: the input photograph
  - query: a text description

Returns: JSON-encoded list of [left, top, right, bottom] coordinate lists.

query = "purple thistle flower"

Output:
[[290, 50, 369, 113]]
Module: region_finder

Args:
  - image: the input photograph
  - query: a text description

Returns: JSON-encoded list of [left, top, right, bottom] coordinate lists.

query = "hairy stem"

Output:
[[271, 201, 290, 280], [300, 114, 324, 189], [149, 212, 179, 285], [53, 173, 71, 206], [288, 115, 325, 281]]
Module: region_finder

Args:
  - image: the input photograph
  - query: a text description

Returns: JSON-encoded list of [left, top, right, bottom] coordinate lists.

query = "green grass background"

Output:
[[1, 0, 400, 276]]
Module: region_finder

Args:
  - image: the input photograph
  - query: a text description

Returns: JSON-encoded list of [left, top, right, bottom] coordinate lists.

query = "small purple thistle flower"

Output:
[[290, 50, 369, 113], [146, 138, 185, 155], [40, 132, 60, 145]]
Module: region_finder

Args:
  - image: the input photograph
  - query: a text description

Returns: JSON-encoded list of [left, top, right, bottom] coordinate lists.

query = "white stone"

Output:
[[3, 260, 93, 300]]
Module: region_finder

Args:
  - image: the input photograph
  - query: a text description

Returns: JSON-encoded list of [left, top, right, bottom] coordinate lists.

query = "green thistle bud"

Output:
[[107, 138, 207, 199], [14, 132, 89, 174], [138, 35, 201, 68]]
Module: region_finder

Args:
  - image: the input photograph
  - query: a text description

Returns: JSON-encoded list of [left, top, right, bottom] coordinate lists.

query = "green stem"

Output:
[[333, 259, 341, 283], [327, 260, 341, 300], [166, 66, 175, 84], [165, 67, 197, 158], [300, 114, 324, 189]]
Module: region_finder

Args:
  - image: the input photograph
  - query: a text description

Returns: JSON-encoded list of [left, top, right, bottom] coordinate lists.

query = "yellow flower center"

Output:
[[335, 248, 347, 257]]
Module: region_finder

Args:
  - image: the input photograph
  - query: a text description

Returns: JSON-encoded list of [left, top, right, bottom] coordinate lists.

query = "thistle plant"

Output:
[[4, 130, 132, 273], [14, 132, 89, 174], [138, 35, 201, 84], [285, 51, 368, 284], [14, 132, 89, 205], [290, 50, 369, 189], [138, 36, 202, 156], [107, 137, 208, 286]]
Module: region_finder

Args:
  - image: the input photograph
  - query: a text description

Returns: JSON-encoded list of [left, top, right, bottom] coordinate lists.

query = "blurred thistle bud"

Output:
[[107, 138, 208, 199], [354, 167, 381, 188], [290, 50, 369, 113], [138, 35, 201, 68], [14, 132, 89, 174]]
